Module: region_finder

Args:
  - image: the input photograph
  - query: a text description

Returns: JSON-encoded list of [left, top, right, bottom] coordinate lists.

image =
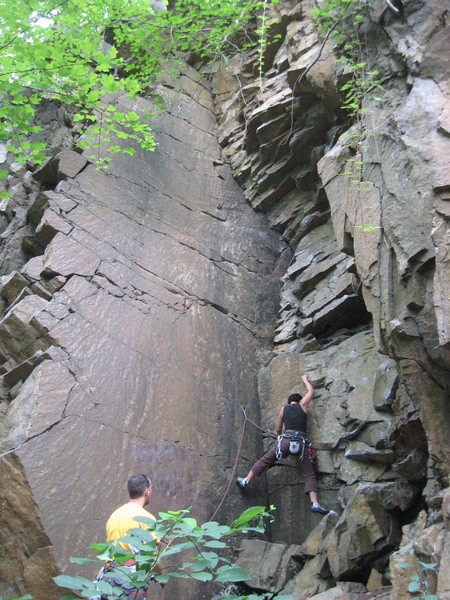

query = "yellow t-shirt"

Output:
[[106, 502, 156, 551]]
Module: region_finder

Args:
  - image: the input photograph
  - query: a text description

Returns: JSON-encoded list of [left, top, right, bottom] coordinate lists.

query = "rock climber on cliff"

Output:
[[236, 374, 329, 515], [90, 474, 162, 599]]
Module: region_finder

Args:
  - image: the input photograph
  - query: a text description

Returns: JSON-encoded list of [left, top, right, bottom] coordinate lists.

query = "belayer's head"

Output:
[[288, 393, 301, 404], [128, 474, 152, 506]]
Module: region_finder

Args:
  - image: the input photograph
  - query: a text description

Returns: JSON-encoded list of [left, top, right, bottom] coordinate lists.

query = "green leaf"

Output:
[[53, 574, 92, 590], [96, 580, 114, 594], [122, 147, 136, 156], [76, 140, 90, 150], [159, 540, 196, 557], [181, 517, 198, 528], [201, 521, 229, 539], [70, 556, 98, 564], [101, 74, 122, 93], [215, 565, 249, 583], [132, 516, 157, 528], [125, 111, 139, 123], [204, 540, 227, 548], [231, 506, 266, 529], [31, 141, 46, 152], [89, 543, 109, 551], [184, 559, 209, 572], [0, 170, 8, 180], [191, 571, 213, 581]]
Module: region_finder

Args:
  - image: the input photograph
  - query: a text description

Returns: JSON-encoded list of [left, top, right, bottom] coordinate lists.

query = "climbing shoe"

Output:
[[311, 503, 329, 515], [236, 476, 248, 489]]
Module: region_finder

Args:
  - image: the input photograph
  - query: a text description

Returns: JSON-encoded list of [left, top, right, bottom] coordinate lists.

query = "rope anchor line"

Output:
[[208, 406, 275, 522]]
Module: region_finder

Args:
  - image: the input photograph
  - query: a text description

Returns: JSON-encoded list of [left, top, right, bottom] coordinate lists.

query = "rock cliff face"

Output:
[[0, 72, 284, 599], [0, 0, 449, 599]]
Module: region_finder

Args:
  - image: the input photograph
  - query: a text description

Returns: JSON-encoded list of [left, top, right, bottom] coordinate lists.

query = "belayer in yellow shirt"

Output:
[[106, 480, 156, 552], [90, 474, 161, 599]]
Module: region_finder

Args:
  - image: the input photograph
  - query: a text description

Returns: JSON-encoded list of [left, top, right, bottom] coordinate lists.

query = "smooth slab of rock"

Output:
[[337, 452, 388, 486]]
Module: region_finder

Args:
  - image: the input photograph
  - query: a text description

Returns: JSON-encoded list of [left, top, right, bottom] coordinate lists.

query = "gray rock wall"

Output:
[[212, 0, 449, 596], [0, 71, 284, 598]]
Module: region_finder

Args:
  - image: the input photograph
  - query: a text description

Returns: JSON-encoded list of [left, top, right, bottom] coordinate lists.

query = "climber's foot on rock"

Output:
[[311, 503, 328, 515]]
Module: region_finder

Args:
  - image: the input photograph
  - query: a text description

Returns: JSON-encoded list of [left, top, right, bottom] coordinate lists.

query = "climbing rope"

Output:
[[243, 408, 277, 440], [209, 409, 247, 522], [208, 406, 275, 522]]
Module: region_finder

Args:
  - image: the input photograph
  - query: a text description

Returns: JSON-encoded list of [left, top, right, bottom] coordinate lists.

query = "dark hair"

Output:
[[288, 393, 301, 404], [127, 474, 151, 499]]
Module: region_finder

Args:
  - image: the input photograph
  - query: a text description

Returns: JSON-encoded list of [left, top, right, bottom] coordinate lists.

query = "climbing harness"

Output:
[[275, 430, 316, 463]]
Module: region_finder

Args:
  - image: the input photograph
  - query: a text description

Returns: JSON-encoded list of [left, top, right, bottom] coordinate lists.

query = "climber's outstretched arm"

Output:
[[300, 374, 314, 411]]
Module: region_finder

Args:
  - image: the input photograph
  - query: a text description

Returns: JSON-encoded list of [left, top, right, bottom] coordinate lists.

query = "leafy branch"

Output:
[[310, 0, 386, 234], [0, 0, 276, 175], [49, 505, 283, 599], [311, 0, 384, 123]]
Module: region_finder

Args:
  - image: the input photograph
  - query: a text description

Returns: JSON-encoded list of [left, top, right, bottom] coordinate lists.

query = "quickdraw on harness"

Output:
[[276, 430, 316, 463]]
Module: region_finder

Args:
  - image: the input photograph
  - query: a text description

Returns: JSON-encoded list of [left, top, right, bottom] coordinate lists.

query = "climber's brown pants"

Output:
[[250, 437, 317, 494]]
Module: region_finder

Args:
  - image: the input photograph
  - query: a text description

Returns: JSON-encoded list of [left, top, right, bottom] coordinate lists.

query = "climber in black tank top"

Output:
[[282, 403, 307, 433], [236, 374, 329, 515]]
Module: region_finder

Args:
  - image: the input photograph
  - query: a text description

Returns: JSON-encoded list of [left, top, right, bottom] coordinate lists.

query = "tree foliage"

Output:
[[311, 0, 384, 120], [49, 505, 289, 599], [0, 0, 272, 171]]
